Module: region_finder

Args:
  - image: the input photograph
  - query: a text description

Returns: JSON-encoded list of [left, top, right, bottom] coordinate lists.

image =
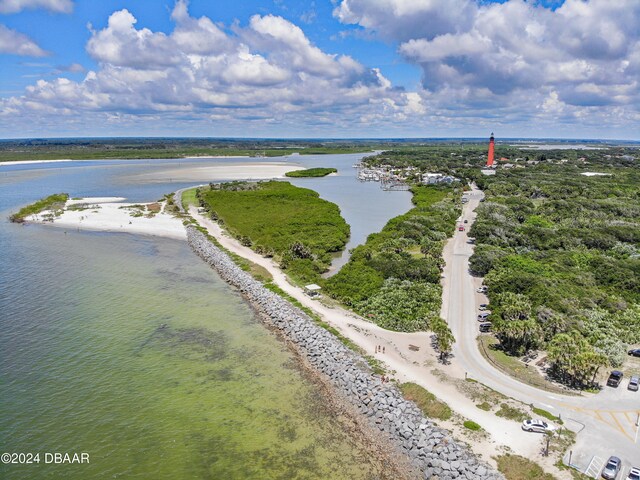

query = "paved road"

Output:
[[445, 186, 640, 472]]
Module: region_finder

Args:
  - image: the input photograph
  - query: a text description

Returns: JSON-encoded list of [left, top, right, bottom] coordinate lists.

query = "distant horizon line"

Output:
[[1, 136, 639, 143]]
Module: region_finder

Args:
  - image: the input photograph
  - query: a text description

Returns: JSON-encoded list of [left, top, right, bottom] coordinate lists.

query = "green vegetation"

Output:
[[496, 454, 556, 480], [197, 181, 349, 285], [532, 406, 560, 423], [463, 420, 482, 431], [476, 401, 492, 411], [399, 382, 452, 420], [468, 156, 640, 388], [368, 142, 639, 388], [496, 403, 528, 422], [10, 193, 69, 223], [285, 167, 337, 177], [325, 185, 460, 332], [181, 188, 198, 210], [0, 138, 379, 162], [478, 336, 568, 394]]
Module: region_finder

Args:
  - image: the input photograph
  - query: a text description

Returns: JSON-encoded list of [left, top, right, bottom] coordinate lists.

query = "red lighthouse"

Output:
[[486, 132, 495, 167]]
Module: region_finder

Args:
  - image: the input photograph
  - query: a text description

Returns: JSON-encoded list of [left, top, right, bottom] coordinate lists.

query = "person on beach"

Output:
[[383, 346, 385, 353]]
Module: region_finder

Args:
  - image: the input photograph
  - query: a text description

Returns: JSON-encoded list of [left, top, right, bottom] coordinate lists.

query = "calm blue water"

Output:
[[0, 154, 411, 479]]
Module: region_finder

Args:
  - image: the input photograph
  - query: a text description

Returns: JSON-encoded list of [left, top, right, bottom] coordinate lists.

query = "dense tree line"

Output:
[[325, 185, 461, 332], [467, 156, 639, 387], [362, 143, 639, 387], [197, 181, 350, 284]]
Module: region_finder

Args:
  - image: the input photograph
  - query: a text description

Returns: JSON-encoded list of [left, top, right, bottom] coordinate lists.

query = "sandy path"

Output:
[[188, 205, 545, 468]]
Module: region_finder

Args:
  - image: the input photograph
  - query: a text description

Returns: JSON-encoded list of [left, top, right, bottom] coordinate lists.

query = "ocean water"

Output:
[[0, 155, 411, 479]]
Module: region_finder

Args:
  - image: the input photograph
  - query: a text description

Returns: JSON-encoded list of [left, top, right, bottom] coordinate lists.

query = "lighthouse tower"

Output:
[[486, 133, 495, 167]]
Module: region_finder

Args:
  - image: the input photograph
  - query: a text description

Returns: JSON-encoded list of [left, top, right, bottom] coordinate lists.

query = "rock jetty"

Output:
[[187, 225, 503, 480]]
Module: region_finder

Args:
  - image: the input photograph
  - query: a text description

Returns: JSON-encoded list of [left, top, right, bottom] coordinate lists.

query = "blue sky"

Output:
[[0, 0, 638, 139]]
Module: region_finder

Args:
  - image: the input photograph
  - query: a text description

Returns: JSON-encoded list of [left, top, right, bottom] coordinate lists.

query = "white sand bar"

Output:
[[0, 159, 74, 166], [135, 162, 303, 182], [67, 197, 126, 205], [28, 200, 186, 240]]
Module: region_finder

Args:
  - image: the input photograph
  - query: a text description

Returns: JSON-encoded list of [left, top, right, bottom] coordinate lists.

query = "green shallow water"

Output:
[[0, 228, 381, 479]]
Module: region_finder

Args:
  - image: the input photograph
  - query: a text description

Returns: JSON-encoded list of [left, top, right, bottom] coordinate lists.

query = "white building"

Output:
[[422, 173, 457, 185]]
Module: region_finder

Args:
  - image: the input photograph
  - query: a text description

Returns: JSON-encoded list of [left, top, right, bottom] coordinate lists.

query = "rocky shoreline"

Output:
[[187, 225, 503, 480]]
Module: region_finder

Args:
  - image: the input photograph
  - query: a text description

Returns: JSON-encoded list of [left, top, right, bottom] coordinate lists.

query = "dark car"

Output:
[[628, 348, 640, 357], [607, 371, 624, 387], [601, 456, 621, 479], [479, 322, 492, 333]]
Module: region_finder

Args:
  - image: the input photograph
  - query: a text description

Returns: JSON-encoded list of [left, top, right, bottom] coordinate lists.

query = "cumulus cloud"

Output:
[[0, 24, 48, 56], [1, 0, 418, 135], [335, 0, 640, 132], [0, 0, 72, 14]]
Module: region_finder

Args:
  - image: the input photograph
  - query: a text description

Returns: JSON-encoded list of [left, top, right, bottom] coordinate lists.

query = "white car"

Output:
[[627, 467, 640, 480], [476, 286, 488, 293], [521, 419, 556, 433]]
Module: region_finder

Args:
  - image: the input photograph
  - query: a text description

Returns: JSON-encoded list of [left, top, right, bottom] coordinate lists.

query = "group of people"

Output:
[[375, 345, 385, 354]]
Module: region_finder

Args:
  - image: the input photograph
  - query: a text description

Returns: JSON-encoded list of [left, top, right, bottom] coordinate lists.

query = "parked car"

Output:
[[628, 375, 639, 391], [601, 456, 622, 479], [626, 467, 640, 480], [464, 219, 468, 223], [479, 303, 489, 310], [479, 322, 492, 333], [628, 348, 640, 357], [477, 312, 490, 321], [607, 371, 624, 387], [521, 419, 556, 433], [476, 286, 488, 293], [458, 225, 465, 231]]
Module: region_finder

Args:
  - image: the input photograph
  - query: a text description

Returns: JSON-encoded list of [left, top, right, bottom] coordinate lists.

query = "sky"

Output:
[[0, 0, 638, 139]]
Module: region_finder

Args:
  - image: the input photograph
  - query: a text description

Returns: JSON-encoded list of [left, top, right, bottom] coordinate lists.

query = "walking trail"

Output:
[[188, 204, 558, 473]]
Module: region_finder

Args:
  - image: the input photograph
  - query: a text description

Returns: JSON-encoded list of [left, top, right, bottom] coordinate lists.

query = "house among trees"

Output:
[[421, 173, 457, 185]]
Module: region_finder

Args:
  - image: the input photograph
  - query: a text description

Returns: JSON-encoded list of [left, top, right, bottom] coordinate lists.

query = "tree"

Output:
[[492, 292, 539, 355], [431, 318, 455, 362], [547, 330, 608, 388]]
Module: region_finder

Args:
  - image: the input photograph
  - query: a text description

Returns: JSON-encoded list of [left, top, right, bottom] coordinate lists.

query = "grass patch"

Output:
[[463, 420, 482, 431], [532, 406, 561, 423], [399, 382, 452, 421], [476, 401, 492, 411], [10, 193, 69, 223], [363, 355, 386, 375], [285, 167, 337, 177], [496, 454, 556, 480], [478, 336, 571, 395], [496, 403, 528, 422], [181, 187, 198, 210], [198, 181, 349, 285]]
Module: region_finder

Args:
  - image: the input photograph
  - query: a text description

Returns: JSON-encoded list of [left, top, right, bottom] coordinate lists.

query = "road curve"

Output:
[[445, 185, 640, 470]]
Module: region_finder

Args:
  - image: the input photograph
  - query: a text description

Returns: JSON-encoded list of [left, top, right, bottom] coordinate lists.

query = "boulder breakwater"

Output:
[[186, 226, 503, 480]]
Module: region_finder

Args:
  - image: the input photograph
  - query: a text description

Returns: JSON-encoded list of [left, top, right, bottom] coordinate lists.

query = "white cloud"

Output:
[[0, 0, 72, 14], [0, 24, 48, 56], [334, 0, 640, 134], [334, 0, 477, 42], [1, 1, 420, 135]]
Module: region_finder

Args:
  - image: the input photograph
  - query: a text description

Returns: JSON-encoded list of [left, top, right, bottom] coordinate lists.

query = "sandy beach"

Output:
[[133, 162, 303, 182], [0, 159, 74, 166], [27, 197, 186, 240]]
